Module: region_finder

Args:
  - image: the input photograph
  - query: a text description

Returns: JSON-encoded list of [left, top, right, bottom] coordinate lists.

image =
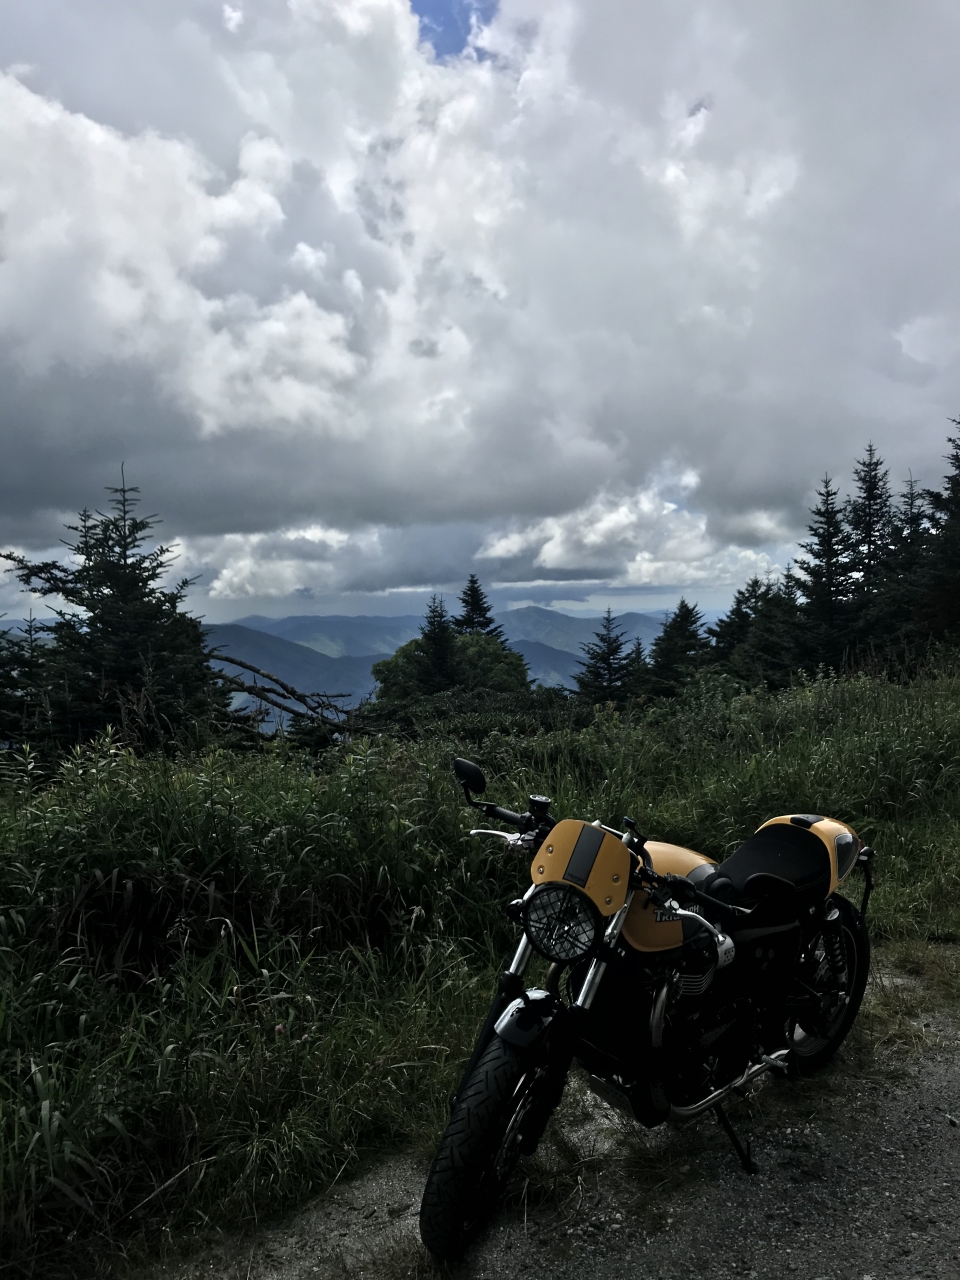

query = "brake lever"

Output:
[[469, 828, 524, 844]]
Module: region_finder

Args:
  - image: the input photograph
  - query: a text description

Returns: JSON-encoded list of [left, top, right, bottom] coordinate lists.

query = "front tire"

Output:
[[419, 1036, 556, 1261], [786, 895, 870, 1073]]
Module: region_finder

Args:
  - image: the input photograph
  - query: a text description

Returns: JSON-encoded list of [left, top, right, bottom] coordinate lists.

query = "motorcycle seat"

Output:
[[702, 823, 831, 911]]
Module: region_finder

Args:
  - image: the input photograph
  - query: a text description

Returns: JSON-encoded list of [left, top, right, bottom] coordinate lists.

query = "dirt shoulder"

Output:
[[126, 950, 960, 1280]]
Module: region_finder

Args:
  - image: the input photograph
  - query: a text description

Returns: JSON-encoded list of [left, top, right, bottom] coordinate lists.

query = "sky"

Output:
[[3, 1, 960, 621]]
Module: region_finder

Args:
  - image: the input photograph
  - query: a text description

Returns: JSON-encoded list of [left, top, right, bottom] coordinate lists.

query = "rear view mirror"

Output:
[[454, 757, 487, 795]]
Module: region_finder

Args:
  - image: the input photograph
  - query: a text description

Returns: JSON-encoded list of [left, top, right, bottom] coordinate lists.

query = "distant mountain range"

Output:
[[205, 625, 381, 707], [229, 613, 423, 657], [497, 606, 665, 653], [206, 606, 670, 708]]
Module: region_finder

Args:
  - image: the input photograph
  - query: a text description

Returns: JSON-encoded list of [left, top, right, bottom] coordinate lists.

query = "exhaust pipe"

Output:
[[668, 1049, 790, 1121]]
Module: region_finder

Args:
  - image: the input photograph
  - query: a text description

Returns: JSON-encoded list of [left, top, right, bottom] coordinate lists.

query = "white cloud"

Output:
[[222, 5, 244, 35], [478, 472, 785, 588]]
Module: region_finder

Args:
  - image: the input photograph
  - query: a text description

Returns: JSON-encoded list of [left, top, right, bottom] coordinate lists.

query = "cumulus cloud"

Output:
[[477, 471, 787, 589], [2, 0, 960, 617]]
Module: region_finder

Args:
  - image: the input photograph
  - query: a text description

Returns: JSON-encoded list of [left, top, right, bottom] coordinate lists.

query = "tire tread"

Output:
[[419, 1037, 524, 1260]]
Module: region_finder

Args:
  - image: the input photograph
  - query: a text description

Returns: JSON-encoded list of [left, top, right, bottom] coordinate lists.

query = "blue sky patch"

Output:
[[411, 0, 498, 58]]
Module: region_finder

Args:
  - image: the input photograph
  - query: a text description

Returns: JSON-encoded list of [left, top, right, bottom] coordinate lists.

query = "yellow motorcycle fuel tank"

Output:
[[620, 843, 717, 952]]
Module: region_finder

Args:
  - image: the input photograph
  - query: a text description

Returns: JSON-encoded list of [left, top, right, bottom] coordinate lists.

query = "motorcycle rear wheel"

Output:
[[419, 1035, 551, 1261], [786, 895, 869, 1073]]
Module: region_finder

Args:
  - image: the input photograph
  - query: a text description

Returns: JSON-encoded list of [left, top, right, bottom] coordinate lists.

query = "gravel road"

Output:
[[130, 964, 960, 1280]]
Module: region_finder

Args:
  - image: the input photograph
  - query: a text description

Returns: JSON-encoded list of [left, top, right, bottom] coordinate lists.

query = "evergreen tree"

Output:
[[880, 474, 930, 653], [1, 480, 229, 749], [709, 577, 803, 688], [847, 443, 893, 605], [0, 625, 25, 746], [0, 616, 51, 746], [452, 631, 530, 694], [708, 578, 769, 663], [920, 431, 960, 639], [648, 598, 709, 697], [372, 593, 528, 703], [417, 595, 459, 694], [453, 574, 505, 642], [574, 609, 631, 703], [622, 637, 650, 700], [789, 475, 854, 667]]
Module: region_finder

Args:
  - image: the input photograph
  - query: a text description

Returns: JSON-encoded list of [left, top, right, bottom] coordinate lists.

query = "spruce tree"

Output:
[[1, 480, 229, 748], [847, 443, 893, 642], [453, 574, 505, 642], [574, 609, 631, 703], [0, 616, 51, 746], [648, 598, 709, 697], [0, 625, 25, 746], [709, 578, 802, 688], [417, 595, 459, 694], [372, 592, 527, 703], [881, 475, 930, 652], [920, 431, 960, 639], [789, 475, 854, 667], [708, 578, 770, 663], [622, 637, 649, 700]]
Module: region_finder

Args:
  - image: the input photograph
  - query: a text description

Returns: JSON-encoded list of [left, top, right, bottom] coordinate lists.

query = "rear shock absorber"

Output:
[[822, 904, 848, 989]]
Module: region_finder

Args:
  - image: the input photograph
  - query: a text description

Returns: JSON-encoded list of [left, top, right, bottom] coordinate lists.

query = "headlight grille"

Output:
[[523, 883, 602, 963]]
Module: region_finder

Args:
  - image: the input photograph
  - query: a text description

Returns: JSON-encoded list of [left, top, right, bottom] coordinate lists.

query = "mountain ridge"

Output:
[[205, 606, 672, 706]]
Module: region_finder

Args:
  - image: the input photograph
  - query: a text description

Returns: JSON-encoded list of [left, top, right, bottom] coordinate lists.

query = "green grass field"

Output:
[[2, 671, 960, 1274]]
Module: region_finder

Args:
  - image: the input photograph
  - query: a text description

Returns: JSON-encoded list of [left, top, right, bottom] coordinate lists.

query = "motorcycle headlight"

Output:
[[522, 882, 602, 963]]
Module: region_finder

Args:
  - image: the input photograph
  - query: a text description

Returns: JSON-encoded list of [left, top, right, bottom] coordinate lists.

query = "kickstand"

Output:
[[714, 1102, 758, 1175]]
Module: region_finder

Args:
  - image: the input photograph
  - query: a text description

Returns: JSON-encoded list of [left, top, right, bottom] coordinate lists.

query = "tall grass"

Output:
[[2, 671, 960, 1274]]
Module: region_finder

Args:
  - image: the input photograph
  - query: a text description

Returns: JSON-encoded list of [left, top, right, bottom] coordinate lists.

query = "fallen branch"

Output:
[[214, 654, 349, 724]]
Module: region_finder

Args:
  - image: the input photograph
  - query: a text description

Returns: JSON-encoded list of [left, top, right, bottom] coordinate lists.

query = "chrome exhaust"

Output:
[[668, 1048, 790, 1121]]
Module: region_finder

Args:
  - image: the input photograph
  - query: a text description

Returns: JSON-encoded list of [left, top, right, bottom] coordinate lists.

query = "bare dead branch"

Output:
[[216, 657, 351, 729]]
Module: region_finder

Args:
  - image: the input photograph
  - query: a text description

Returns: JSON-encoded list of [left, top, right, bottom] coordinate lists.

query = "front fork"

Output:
[[450, 893, 635, 1108]]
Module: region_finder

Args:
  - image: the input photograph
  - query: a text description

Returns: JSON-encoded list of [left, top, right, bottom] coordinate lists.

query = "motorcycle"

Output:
[[419, 757, 874, 1261]]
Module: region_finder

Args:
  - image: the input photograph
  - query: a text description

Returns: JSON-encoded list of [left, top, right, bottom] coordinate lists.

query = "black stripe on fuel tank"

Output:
[[563, 825, 606, 887]]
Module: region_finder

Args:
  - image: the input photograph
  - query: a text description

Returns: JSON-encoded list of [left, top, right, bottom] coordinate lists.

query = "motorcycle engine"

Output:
[[675, 923, 717, 997]]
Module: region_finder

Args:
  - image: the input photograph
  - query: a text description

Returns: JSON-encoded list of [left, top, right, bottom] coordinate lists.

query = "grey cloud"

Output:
[[3, 0, 960, 613]]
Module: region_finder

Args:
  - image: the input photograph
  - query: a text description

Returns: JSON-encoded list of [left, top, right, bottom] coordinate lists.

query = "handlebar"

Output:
[[480, 802, 528, 828]]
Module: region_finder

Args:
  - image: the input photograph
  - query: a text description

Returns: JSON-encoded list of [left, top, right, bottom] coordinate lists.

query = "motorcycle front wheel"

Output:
[[419, 1035, 555, 1261], [786, 894, 870, 1073]]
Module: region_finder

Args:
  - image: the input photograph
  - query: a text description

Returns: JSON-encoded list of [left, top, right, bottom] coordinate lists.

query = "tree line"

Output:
[[4, 430, 960, 754], [377, 430, 960, 708]]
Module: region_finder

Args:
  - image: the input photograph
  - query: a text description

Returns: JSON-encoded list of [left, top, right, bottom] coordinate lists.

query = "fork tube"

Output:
[[507, 934, 533, 976], [573, 893, 633, 1010]]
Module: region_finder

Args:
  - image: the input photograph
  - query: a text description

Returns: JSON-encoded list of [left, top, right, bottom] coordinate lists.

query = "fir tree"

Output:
[[847, 443, 893, 602], [453, 574, 505, 642], [648, 598, 709, 698], [1, 480, 229, 749], [0, 624, 25, 746], [574, 609, 631, 703], [789, 475, 854, 667], [708, 578, 770, 663], [881, 474, 930, 650], [920, 430, 960, 639], [709, 578, 802, 688], [373, 591, 527, 704], [621, 637, 649, 700], [417, 595, 459, 694]]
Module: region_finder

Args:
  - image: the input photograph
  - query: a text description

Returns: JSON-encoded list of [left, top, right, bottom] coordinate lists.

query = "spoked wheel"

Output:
[[419, 1036, 556, 1261], [786, 895, 870, 1073]]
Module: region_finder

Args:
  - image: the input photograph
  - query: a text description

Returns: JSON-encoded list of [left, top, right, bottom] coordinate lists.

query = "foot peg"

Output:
[[761, 1053, 789, 1076]]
